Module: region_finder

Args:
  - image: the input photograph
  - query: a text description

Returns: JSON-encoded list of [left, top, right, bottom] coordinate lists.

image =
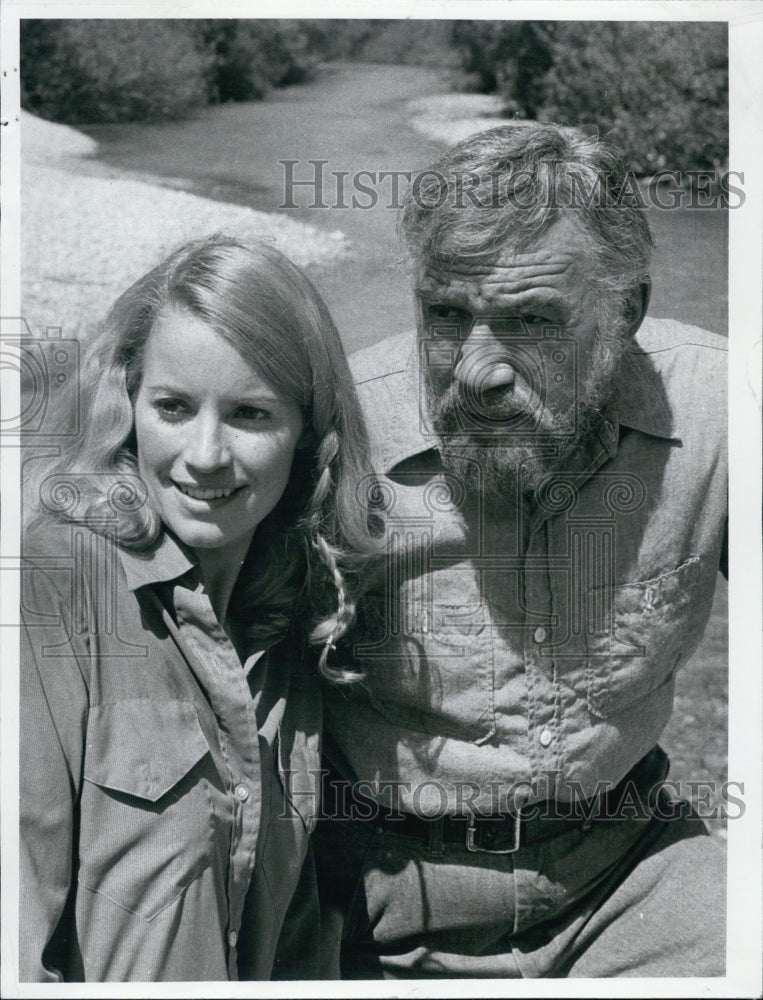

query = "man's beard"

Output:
[[426, 325, 629, 505]]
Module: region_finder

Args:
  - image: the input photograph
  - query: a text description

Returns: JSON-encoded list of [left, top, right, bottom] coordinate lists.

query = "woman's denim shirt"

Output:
[[325, 318, 727, 816], [20, 526, 321, 982]]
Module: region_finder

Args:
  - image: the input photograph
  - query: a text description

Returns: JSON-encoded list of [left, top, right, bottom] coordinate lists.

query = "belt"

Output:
[[341, 746, 668, 857]]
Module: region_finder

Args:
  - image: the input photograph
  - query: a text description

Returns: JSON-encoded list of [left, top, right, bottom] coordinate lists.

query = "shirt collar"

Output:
[[613, 339, 679, 440], [378, 333, 439, 470], [118, 530, 197, 592], [375, 328, 679, 475]]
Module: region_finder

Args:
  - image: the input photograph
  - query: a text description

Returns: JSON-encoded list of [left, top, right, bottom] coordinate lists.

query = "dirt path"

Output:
[[80, 64, 453, 351], [80, 61, 727, 345]]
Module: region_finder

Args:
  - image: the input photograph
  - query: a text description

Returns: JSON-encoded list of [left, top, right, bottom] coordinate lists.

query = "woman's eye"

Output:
[[153, 398, 189, 420], [235, 405, 271, 422]]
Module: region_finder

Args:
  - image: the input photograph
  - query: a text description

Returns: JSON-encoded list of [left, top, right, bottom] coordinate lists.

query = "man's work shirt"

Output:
[[20, 525, 321, 982], [325, 318, 727, 815]]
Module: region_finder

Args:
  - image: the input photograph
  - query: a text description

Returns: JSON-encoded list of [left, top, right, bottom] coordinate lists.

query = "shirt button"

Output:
[[539, 729, 553, 748], [533, 627, 547, 644], [228, 930, 238, 947], [234, 783, 250, 802]]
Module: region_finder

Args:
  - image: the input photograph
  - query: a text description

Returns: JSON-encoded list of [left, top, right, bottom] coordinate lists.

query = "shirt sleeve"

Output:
[[269, 842, 321, 980], [20, 566, 90, 982]]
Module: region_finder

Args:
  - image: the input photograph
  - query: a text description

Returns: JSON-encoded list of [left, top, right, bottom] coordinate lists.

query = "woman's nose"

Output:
[[453, 322, 517, 394], [184, 414, 231, 472]]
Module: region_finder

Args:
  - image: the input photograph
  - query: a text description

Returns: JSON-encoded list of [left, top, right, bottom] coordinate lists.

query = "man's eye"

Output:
[[428, 304, 468, 322], [521, 314, 546, 326]]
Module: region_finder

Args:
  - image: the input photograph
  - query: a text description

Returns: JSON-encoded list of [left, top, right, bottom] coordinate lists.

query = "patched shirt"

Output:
[[20, 525, 321, 982], [324, 318, 727, 815]]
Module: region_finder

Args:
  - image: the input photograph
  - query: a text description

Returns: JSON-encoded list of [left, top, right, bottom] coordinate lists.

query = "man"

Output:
[[315, 122, 728, 978]]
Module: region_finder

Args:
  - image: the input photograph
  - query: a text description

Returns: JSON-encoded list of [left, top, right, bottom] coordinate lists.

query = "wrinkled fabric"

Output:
[[326, 318, 727, 812], [314, 777, 726, 978], [317, 317, 727, 978], [21, 525, 321, 982]]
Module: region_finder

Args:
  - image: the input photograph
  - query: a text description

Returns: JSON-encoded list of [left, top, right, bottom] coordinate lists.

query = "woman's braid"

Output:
[[304, 427, 363, 681]]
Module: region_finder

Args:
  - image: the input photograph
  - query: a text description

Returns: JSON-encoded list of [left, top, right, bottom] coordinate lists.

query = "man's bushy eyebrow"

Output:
[[417, 285, 570, 312]]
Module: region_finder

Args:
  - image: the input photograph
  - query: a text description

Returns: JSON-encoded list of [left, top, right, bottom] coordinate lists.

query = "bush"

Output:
[[21, 20, 212, 123], [298, 20, 381, 61], [352, 19, 460, 67], [188, 19, 319, 103], [452, 20, 553, 111], [539, 22, 728, 174], [449, 19, 728, 175]]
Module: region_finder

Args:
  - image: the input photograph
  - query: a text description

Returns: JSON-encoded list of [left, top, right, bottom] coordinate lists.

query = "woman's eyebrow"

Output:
[[142, 382, 281, 402], [141, 382, 186, 393], [230, 394, 282, 406]]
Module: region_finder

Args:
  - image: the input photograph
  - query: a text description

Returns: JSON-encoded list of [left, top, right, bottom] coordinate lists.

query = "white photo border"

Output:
[[1, 2, 760, 998]]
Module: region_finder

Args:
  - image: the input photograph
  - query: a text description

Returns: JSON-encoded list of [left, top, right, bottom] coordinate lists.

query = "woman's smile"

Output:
[[174, 482, 247, 504], [132, 307, 305, 554]]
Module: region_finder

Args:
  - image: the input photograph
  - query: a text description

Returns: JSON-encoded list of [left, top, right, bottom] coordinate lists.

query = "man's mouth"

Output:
[[454, 392, 539, 427]]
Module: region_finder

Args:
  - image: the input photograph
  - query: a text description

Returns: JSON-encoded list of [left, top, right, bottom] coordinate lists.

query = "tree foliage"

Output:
[[20, 18, 326, 123], [19, 17, 729, 172], [20, 20, 212, 123], [451, 20, 728, 174]]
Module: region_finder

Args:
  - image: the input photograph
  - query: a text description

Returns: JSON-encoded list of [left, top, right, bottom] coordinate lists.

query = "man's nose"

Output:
[[453, 322, 517, 394], [184, 414, 231, 472]]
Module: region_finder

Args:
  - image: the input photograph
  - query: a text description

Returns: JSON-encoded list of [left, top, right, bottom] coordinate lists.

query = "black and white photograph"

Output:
[[1, 2, 761, 996]]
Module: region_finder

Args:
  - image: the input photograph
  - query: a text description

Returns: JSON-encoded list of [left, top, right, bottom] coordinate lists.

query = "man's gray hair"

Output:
[[401, 122, 653, 301]]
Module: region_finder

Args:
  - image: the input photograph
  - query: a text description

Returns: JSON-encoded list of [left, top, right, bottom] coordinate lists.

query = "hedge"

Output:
[[21, 20, 212, 123], [20, 19, 323, 124], [450, 20, 728, 175]]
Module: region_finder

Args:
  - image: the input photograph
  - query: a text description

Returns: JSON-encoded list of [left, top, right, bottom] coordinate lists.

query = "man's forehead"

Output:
[[416, 216, 592, 302]]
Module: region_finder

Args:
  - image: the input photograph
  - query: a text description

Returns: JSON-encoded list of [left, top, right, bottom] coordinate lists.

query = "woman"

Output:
[[20, 235, 375, 981]]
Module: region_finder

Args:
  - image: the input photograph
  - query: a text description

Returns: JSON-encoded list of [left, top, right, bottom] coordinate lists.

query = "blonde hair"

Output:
[[39, 235, 378, 680]]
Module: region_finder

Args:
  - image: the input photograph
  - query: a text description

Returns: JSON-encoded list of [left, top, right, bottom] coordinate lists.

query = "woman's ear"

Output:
[[624, 278, 652, 337]]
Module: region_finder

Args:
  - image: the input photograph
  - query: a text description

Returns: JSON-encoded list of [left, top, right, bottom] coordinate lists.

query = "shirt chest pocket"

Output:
[[79, 699, 217, 921], [584, 556, 702, 719], [360, 596, 496, 742]]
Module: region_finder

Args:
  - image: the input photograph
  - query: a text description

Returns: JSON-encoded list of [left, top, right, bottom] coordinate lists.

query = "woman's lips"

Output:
[[173, 483, 246, 505]]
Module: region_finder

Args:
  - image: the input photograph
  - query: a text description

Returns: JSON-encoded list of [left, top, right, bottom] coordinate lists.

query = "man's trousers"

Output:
[[313, 748, 726, 978]]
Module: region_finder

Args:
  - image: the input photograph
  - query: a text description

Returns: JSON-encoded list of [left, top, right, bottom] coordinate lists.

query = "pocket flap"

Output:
[[84, 699, 209, 802]]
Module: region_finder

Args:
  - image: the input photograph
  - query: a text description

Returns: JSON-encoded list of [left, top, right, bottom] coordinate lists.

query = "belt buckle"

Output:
[[465, 811, 522, 855]]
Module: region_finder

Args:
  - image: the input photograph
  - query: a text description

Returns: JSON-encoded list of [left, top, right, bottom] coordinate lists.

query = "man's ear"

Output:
[[624, 278, 652, 337]]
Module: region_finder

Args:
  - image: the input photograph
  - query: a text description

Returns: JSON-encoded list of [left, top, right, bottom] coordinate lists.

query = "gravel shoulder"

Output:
[[406, 92, 508, 144], [21, 111, 349, 339]]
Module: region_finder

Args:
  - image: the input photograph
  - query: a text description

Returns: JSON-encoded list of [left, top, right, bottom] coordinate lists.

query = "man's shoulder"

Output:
[[349, 331, 428, 471], [621, 316, 726, 443], [633, 317, 726, 407], [349, 330, 416, 386], [635, 316, 727, 358]]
